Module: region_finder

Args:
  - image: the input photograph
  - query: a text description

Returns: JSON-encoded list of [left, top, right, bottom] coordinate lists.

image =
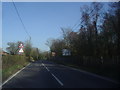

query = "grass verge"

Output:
[[2, 55, 29, 82]]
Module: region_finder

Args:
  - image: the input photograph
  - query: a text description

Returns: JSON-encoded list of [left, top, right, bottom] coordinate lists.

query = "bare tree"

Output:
[[24, 39, 32, 57]]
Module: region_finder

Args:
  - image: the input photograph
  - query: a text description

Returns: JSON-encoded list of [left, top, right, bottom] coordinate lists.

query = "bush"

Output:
[[2, 55, 29, 82]]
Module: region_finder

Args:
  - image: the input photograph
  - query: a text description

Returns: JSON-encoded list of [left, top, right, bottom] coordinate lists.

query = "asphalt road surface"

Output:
[[2, 60, 120, 88]]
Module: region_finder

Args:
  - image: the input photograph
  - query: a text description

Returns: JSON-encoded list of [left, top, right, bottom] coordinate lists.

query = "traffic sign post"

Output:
[[18, 43, 24, 55], [19, 43, 24, 48]]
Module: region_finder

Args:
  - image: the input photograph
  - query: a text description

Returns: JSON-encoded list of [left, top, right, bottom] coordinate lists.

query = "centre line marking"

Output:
[[45, 67, 50, 72], [41, 63, 63, 86], [51, 73, 64, 86], [42, 63, 50, 72]]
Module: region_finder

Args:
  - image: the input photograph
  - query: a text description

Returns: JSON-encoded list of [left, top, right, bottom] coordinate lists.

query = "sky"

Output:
[[2, 2, 109, 52]]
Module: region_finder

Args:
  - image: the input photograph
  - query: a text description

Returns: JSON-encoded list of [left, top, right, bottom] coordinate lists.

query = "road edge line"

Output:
[[59, 64, 120, 85], [1, 63, 31, 87]]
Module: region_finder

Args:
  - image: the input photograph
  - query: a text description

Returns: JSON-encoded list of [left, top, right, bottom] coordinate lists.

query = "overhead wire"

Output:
[[72, 18, 81, 32], [12, 0, 31, 39], [73, 23, 80, 31]]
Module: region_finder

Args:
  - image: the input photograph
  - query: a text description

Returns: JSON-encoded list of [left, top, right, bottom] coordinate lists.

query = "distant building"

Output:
[[0, 48, 9, 55], [51, 52, 56, 56]]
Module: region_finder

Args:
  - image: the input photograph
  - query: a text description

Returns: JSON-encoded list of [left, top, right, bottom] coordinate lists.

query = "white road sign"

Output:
[[19, 48, 24, 53], [19, 43, 24, 48], [62, 49, 71, 56]]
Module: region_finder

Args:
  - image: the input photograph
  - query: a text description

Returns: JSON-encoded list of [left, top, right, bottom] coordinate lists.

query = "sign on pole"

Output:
[[19, 48, 24, 53], [19, 43, 24, 48], [62, 49, 71, 56], [52, 52, 56, 56], [18, 43, 24, 54]]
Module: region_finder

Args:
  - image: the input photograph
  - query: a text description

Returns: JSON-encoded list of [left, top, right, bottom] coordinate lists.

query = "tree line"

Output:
[[46, 2, 120, 66], [5, 39, 44, 61]]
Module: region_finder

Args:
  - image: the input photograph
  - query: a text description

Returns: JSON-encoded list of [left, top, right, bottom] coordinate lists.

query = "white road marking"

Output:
[[42, 63, 50, 72], [1, 63, 31, 87], [51, 73, 64, 86], [45, 67, 50, 72], [42, 63, 64, 86], [59, 64, 120, 85]]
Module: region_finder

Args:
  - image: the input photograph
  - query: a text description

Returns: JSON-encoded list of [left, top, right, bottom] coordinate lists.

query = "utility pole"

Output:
[[29, 36, 31, 61]]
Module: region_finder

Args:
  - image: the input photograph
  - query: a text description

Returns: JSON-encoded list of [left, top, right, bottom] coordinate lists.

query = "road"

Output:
[[2, 60, 120, 88]]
